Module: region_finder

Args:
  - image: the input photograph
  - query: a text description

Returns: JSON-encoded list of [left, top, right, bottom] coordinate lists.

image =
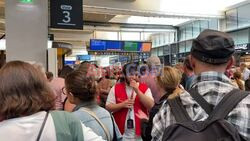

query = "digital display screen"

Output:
[[137, 42, 143, 51], [77, 55, 91, 61], [124, 42, 138, 51], [142, 43, 152, 52], [90, 39, 106, 50], [89, 39, 152, 52], [65, 61, 75, 65], [106, 41, 122, 51]]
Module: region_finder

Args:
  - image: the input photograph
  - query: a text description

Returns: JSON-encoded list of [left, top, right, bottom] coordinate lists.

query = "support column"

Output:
[[48, 48, 58, 77], [5, 0, 48, 67]]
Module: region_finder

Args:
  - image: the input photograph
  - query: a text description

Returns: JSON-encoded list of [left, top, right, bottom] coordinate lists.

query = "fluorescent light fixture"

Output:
[[19, 0, 33, 4], [110, 15, 191, 26], [65, 56, 77, 61], [0, 39, 6, 50], [71, 49, 88, 56], [0, 39, 54, 50], [47, 40, 53, 49]]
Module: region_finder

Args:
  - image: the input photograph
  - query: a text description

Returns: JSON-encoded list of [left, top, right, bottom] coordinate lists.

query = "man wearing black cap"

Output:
[[151, 29, 250, 141]]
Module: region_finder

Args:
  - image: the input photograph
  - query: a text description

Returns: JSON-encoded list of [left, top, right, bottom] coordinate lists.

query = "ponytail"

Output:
[[167, 86, 183, 100], [235, 79, 244, 90]]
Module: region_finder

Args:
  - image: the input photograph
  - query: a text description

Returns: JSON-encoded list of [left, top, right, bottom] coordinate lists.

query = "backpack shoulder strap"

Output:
[[208, 89, 249, 121], [168, 97, 192, 123], [36, 111, 49, 141], [188, 87, 213, 114], [80, 107, 111, 141], [50, 111, 84, 141]]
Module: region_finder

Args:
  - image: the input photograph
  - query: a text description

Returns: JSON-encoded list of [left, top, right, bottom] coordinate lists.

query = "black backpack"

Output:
[[162, 89, 249, 141]]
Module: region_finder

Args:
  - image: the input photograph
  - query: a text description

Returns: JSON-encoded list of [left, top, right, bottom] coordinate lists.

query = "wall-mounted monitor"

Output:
[[90, 39, 106, 50], [77, 55, 91, 61], [141, 42, 152, 52], [89, 39, 152, 52], [123, 42, 138, 51], [106, 40, 122, 51]]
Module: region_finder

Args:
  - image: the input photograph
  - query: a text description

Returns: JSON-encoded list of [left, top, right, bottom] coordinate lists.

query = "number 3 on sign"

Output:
[[62, 11, 71, 23]]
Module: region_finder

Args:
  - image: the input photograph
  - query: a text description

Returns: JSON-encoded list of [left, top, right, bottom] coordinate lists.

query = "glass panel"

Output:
[[163, 45, 170, 55], [209, 19, 218, 30], [95, 31, 118, 40], [164, 33, 170, 44], [186, 40, 193, 52], [160, 34, 165, 46], [152, 36, 156, 48], [171, 43, 178, 54], [230, 29, 249, 45], [186, 24, 193, 40], [169, 32, 175, 43], [179, 28, 186, 41], [179, 41, 186, 53], [200, 20, 209, 32], [226, 9, 238, 30], [193, 21, 200, 38], [143, 32, 154, 41], [237, 29, 249, 44], [121, 32, 140, 41], [158, 47, 164, 56], [151, 48, 158, 56], [238, 4, 250, 28]]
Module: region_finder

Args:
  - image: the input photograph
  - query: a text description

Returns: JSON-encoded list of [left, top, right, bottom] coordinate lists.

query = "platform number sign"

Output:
[[50, 0, 83, 30]]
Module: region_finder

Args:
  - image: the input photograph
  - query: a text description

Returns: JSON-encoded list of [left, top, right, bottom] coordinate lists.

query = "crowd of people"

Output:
[[0, 29, 250, 141]]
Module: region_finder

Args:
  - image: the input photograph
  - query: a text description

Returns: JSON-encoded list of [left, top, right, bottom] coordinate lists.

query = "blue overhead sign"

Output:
[[77, 55, 91, 61]]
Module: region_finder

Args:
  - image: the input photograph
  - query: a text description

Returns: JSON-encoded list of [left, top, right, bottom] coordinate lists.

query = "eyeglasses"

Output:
[[62, 87, 67, 95]]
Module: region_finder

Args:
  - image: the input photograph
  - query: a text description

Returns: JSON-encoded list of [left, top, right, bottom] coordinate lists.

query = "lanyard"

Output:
[[128, 90, 134, 119]]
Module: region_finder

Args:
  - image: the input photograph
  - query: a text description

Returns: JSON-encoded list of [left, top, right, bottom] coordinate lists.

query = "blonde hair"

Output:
[[233, 71, 244, 90], [157, 66, 183, 99]]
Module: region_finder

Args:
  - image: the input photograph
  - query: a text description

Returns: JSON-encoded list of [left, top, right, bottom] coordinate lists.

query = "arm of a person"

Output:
[[227, 94, 250, 140], [135, 88, 154, 110], [100, 88, 110, 95], [105, 86, 133, 112], [106, 103, 126, 113], [105, 86, 123, 113], [82, 124, 106, 141], [151, 103, 167, 141]]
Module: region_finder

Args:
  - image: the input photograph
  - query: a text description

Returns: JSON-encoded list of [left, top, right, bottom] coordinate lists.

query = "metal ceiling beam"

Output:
[[83, 21, 176, 30], [83, 5, 224, 19]]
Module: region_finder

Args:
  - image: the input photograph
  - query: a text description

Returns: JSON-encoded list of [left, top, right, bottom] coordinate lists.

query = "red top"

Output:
[[113, 82, 148, 136]]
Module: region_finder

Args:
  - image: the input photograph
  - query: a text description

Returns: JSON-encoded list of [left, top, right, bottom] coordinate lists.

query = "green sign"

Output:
[[19, 0, 33, 4]]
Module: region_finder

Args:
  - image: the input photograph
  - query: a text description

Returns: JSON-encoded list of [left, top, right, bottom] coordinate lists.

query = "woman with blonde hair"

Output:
[[142, 66, 183, 140], [233, 71, 245, 90]]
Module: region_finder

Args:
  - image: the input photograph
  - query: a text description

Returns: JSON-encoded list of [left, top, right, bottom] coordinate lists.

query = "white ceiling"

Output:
[[159, 0, 247, 17], [0, 0, 248, 57], [109, 15, 192, 26]]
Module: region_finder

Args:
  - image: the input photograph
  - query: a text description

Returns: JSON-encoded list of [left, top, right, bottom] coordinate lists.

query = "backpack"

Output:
[[162, 89, 249, 141], [50, 111, 84, 141]]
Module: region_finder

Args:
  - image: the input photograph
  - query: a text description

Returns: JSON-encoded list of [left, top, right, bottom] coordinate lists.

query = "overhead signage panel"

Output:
[[50, 0, 83, 30], [89, 39, 152, 52]]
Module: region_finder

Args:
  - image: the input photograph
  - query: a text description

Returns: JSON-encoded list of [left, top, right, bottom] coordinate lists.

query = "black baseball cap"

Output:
[[191, 29, 235, 64]]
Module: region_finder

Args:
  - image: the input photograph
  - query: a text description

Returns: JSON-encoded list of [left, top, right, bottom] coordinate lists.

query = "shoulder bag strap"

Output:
[[36, 111, 49, 141], [80, 107, 111, 141], [208, 89, 249, 121], [168, 97, 192, 123], [110, 113, 118, 141], [188, 87, 213, 114]]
